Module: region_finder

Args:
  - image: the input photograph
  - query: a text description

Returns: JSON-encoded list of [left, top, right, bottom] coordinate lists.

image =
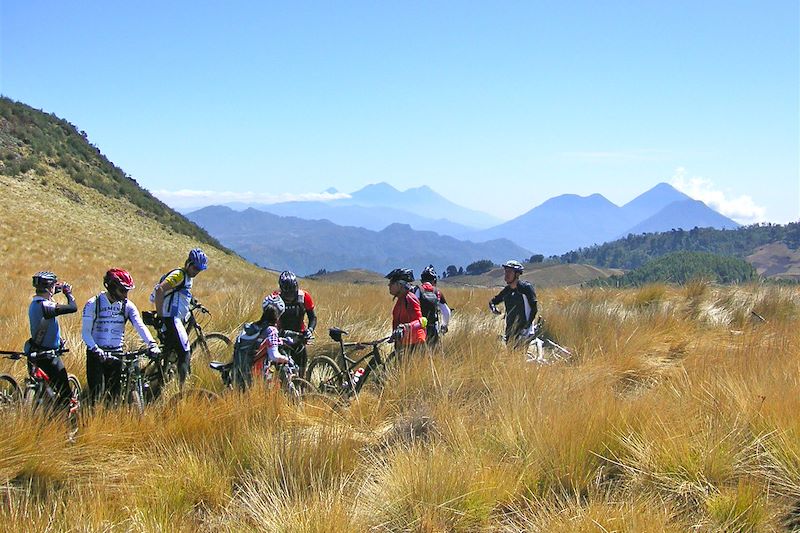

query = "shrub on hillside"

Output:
[[466, 259, 495, 275], [591, 251, 758, 287]]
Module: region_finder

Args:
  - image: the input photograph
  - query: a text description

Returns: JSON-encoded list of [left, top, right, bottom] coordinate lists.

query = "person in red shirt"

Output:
[[385, 268, 426, 352]]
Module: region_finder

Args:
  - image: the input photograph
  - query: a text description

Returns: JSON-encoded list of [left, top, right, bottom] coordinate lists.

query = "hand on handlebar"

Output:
[[147, 343, 162, 359], [391, 326, 405, 342], [304, 329, 314, 341]]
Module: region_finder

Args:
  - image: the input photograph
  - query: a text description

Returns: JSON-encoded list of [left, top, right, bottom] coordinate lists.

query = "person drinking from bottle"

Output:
[[489, 260, 538, 348], [385, 268, 426, 353], [152, 248, 208, 386], [27, 271, 78, 412], [82, 269, 161, 403]]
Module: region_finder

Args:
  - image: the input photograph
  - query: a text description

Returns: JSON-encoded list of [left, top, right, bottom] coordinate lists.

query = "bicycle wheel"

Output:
[[306, 356, 343, 396], [191, 333, 232, 364], [0, 374, 20, 408], [67, 374, 82, 400], [165, 387, 220, 409], [128, 389, 144, 415]]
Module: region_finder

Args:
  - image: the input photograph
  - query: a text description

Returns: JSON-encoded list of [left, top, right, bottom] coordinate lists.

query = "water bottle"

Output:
[[352, 367, 365, 385]]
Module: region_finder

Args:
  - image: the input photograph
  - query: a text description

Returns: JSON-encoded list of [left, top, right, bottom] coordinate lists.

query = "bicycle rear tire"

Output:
[[306, 356, 343, 396], [191, 332, 232, 363], [0, 374, 20, 407]]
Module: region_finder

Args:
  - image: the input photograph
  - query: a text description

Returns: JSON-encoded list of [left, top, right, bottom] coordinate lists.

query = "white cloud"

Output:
[[670, 168, 766, 224], [150, 189, 351, 210]]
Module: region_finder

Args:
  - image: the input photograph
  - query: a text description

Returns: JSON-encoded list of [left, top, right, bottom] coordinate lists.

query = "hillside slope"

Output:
[[0, 97, 225, 250], [559, 222, 800, 275], [0, 99, 270, 349]]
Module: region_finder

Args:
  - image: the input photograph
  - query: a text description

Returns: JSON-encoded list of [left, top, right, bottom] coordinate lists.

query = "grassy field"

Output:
[[2, 163, 800, 531], [1, 248, 799, 531]]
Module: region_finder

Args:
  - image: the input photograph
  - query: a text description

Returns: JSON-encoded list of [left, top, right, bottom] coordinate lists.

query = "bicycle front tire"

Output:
[[68, 374, 82, 400], [0, 374, 20, 407], [306, 356, 343, 396]]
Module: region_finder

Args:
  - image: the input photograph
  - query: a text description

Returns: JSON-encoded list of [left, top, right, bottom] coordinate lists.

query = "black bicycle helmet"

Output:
[[420, 264, 438, 283], [385, 268, 414, 283], [32, 271, 58, 289], [502, 260, 524, 273], [279, 271, 299, 296]]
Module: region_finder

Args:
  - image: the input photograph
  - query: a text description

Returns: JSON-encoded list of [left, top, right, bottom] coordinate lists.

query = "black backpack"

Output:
[[416, 284, 440, 326]]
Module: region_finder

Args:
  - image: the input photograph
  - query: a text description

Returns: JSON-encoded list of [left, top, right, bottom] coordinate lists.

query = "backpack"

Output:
[[232, 322, 268, 391], [416, 283, 440, 326]]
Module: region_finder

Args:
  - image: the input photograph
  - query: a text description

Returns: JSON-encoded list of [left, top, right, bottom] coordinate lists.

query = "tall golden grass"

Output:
[[2, 171, 800, 530]]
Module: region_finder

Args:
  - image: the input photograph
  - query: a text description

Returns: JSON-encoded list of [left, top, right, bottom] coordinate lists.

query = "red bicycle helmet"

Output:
[[104, 268, 135, 290]]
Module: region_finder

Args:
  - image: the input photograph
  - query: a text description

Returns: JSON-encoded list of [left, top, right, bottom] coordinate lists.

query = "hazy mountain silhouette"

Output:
[[470, 183, 739, 255], [186, 206, 529, 275], [623, 199, 740, 235]]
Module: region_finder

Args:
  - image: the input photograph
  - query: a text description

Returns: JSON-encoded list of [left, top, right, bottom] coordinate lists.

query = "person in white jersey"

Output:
[[82, 268, 161, 402]]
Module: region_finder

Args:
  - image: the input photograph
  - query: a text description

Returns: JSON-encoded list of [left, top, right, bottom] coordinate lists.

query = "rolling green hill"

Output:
[[557, 223, 800, 277], [589, 251, 758, 287]]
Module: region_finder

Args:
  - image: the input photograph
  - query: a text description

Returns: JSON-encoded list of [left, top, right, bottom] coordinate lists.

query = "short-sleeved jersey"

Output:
[[28, 296, 60, 349], [159, 268, 193, 320], [277, 289, 314, 332]]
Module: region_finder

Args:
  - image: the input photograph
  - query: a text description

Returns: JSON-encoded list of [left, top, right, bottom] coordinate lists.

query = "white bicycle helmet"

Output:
[[262, 293, 286, 316]]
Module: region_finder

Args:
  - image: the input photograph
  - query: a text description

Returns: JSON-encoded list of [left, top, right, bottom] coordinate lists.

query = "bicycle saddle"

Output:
[[328, 327, 349, 342], [209, 361, 233, 372]]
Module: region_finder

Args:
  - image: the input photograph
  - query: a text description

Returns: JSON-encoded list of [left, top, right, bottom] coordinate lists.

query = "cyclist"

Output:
[[413, 265, 451, 347], [27, 271, 77, 412], [489, 260, 538, 348], [82, 269, 161, 402], [232, 293, 289, 390], [152, 248, 208, 385], [274, 270, 316, 376], [385, 268, 426, 351]]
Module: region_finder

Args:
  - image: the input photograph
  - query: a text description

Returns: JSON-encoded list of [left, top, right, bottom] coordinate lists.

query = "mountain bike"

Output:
[[523, 317, 572, 364], [100, 348, 164, 413], [305, 327, 395, 399], [0, 348, 81, 419], [208, 330, 314, 401], [142, 298, 232, 376]]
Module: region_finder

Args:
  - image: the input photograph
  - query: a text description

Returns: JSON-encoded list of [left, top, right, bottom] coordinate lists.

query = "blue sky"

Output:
[[2, 1, 797, 223]]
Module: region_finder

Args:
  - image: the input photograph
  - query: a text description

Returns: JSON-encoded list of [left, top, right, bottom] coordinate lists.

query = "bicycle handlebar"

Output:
[[106, 347, 158, 360], [1, 348, 69, 360]]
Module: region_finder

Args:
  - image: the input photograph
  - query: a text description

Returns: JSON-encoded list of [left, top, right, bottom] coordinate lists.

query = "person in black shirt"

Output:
[[275, 271, 317, 376], [489, 260, 537, 348]]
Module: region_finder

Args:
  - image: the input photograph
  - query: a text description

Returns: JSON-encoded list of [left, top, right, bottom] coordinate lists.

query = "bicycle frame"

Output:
[[0, 348, 79, 414], [323, 328, 393, 396]]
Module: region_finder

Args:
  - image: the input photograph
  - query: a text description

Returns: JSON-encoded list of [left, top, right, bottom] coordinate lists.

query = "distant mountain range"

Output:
[[475, 182, 739, 255], [186, 181, 743, 275], [186, 206, 530, 275], [226, 182, 499, 235]]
